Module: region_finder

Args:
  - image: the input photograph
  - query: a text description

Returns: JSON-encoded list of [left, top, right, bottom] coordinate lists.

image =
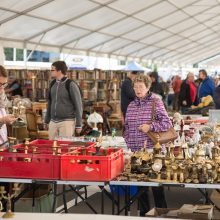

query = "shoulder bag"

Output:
[[147, 99, 178, 144]]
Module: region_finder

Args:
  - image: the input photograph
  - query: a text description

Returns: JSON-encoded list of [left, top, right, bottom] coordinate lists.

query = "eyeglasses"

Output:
[[134, 85, 146, 90], [0, 82, 8, 88]]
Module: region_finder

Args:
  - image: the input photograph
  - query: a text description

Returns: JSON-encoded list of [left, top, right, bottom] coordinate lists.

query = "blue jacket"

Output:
[[198, 77, 215, 102]]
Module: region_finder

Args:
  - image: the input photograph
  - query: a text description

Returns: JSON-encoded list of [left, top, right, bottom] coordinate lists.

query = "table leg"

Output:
[[137, 187, 140, 216], [62, 185, 68, 213], [117, 187, 146, 215], [125, 185, 128, 216], [68, 185, 97, 214], [101, 186, 104, 214], [52, 183, 58, 213], [32, 183, 36, 211], [128, 186, 131, 216], [117, 186, 120, 215], [112, 186, 115, 215]]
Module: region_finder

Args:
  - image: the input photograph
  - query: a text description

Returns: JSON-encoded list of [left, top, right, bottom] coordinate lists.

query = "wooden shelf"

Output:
[[7, 69, 128, 107]]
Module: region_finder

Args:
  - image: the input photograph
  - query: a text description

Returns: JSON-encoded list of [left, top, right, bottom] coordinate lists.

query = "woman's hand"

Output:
[[0, 115, 17, 125], [138, 124, 151, 133]]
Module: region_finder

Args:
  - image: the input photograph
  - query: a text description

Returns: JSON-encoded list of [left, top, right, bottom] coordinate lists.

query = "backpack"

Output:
[[48, 78, 83, 101]]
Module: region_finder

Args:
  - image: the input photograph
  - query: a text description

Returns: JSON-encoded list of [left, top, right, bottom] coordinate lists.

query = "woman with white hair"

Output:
[[178, 72, 197, 114]]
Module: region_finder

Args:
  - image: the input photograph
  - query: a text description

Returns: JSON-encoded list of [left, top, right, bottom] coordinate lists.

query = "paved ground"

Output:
[[14, 184, 220, 219]]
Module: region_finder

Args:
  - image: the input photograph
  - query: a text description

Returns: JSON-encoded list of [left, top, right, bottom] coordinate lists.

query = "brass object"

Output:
[[56, 147, 61, 155], [194, 145, 206, 164], [52, 140, 62, 155], [12, 149, 17, 153], [12, 104, 26, 118], [32, 146, 38, 154], [0, 200, 2, 212], [116, 123, 220, 184], [8, 137, 17, 153], [24, 138, 30, 154], [0, 183, 20, 218], [171, 163, 178, 182], [24, 158, 31, 162]]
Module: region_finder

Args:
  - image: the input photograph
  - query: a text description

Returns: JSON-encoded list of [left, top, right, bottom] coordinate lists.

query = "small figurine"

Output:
[[191, 165, 199, 184]]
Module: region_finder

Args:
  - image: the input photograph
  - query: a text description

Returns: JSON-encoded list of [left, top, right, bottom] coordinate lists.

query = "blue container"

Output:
[[109, 185, 138, 197]]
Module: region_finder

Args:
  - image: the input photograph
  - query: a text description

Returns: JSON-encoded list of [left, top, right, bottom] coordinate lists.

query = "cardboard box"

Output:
[[146, 205, 213, 220], [177, 204, 213, 220], [210, 190, 220, 210], [20, 184, 52, 198], [15, 193, 53, 213], [146, 208, 179, 218]]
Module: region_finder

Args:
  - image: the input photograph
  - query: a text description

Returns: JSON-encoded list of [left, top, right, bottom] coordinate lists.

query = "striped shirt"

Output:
[[124, 93, 171, 152]]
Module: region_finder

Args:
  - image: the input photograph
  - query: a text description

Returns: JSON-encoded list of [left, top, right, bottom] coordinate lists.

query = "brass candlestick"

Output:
[[32, 146, 38, 154], [52, 140, 57, 155], [0, 183, 20, 218], [24, 138, 31, 162], [7, 137, 17, 153], [0, 200, 2, 212]]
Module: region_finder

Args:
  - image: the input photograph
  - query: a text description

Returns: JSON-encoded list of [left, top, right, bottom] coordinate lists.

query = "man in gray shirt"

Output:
[[45, 61, 83, 140]]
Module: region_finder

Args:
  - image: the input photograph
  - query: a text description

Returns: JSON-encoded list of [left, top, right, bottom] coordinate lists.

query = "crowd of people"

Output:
[[121, 69, 220, 116]]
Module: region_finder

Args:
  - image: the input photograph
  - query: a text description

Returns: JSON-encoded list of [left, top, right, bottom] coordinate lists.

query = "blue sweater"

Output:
[[198, 77, 215, 102]]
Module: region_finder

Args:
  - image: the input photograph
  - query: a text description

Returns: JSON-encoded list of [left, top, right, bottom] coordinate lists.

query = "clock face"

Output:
[[152, 162, 162, 172]]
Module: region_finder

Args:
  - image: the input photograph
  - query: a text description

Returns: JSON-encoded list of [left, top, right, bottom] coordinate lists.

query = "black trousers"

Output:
[[139, 186, 167, 216], [0, 182, 10, 211]]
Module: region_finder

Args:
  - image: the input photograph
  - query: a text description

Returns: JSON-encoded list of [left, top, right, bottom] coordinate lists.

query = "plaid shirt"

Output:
[[124, 93, 171, 152]]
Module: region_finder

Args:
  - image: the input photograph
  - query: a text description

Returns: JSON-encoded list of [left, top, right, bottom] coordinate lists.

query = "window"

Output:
[[4, 48, 13, 61], [16, 48, 24, 61], [27, 50, 50, 62], [119, 60, 126, 65]]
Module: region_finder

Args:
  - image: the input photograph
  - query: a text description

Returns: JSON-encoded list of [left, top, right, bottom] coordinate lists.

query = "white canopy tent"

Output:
[[1, 0, 220, 65]]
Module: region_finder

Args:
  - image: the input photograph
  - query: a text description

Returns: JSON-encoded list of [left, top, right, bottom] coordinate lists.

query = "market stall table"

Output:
[[109, 181, 220, 215], [0, 213, 184, 220], [0, 178, 108, 214]]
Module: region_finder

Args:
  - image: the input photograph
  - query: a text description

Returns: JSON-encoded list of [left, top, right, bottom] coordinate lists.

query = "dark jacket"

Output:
[[178, 80, 192, 107], [45, 77, 83, 128], [121, 78, 135, 117], [9, 80, 23, 96], [198, 77, 215, 102], [214, 85, 220, 109], [150, 72, 165, 99], [150, 82, 165, 100]]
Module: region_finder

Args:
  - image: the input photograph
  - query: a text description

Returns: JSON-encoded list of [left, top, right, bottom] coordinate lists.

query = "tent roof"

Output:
[[1, 0, 220, 65]]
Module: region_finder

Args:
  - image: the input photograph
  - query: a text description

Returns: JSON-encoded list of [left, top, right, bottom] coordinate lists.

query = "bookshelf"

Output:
[[7, 69, 51, 101], [6, 69, 128, 118]]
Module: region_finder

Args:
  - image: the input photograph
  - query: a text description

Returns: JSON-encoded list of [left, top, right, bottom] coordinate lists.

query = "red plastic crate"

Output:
[[0, 144, 60, 179], [0, 140, 95, 180], [61, 148, 124, 181]]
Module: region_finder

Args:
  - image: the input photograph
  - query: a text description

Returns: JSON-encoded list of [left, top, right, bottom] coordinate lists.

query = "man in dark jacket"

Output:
[[149, 71, 165, 100], [179, 72, 196, 113], [214, 85, 220, 109], [121, 71, 138, 119], [45, 61, 83, 140]]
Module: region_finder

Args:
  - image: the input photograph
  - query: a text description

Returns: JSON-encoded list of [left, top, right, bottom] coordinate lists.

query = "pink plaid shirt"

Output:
[[124, 93, 171, 152]]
